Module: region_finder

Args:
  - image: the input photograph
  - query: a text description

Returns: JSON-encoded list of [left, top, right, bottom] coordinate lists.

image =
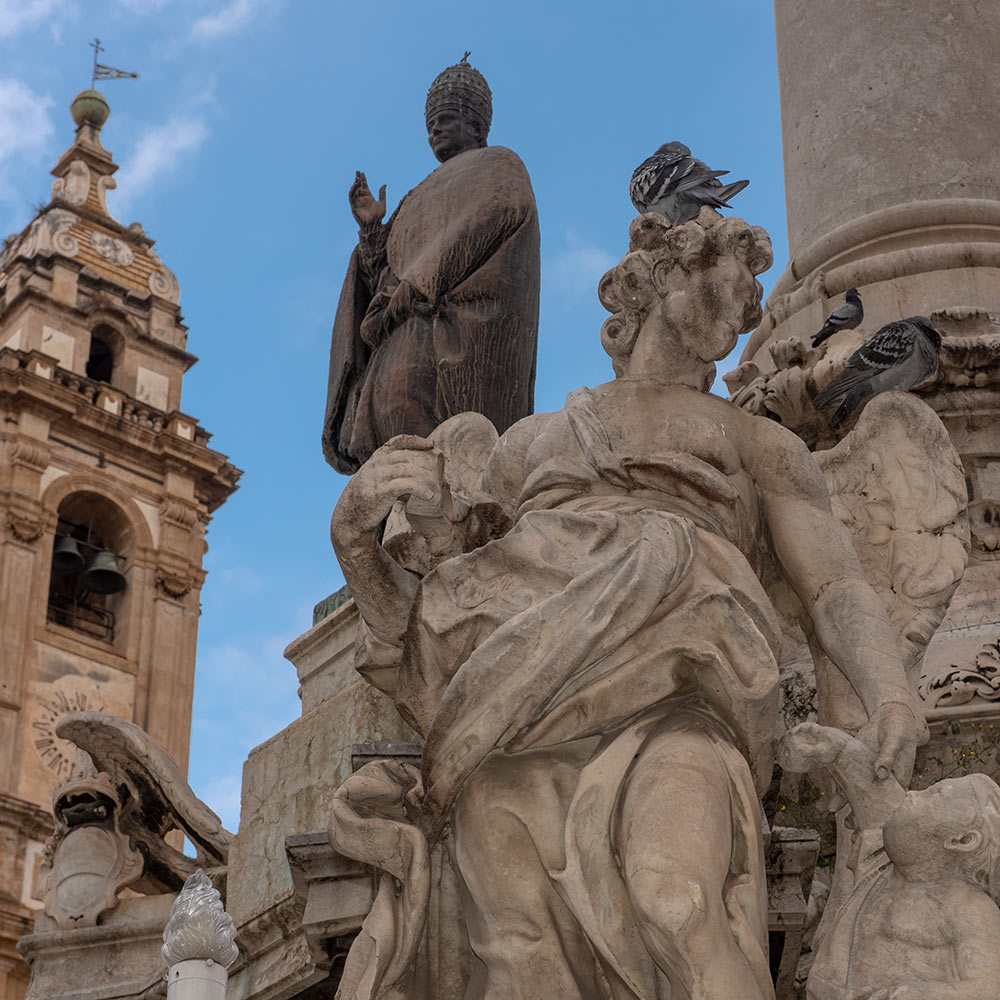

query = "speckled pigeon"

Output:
[[812, 316, 942, 429], [629, 141, 750, 224], [812, 288, 864, 347]]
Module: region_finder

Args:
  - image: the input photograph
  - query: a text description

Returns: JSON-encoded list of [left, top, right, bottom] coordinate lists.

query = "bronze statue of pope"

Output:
[[322, 57, 541, 474]]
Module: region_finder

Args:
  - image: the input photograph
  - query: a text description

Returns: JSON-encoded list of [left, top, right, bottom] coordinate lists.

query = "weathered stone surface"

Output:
[[780, 723, 1000, 1000], [18, 894, 174, 1000], [327, 210, 930, 1000], [225, 673, 411, 1000], [775, 0, 1000, 257], [284, 597, 361, 714], [0, 90, 240, 983]]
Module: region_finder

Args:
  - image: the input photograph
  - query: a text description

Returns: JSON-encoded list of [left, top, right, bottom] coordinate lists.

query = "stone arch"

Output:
[[41, 475, 154, 551], [41, 476, 154, 649], [78, 305, 135, 388]]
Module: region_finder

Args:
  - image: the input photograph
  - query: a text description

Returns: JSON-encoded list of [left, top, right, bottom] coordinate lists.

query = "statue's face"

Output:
[[652, 219, 769, 364], [427, 110, 482, 163], [883, 780, 982, 872], [690, 236, 766, 362]]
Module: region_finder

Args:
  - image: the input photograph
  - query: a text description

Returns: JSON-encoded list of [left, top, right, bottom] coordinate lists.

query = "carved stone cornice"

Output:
[[920, 636, 1000, 712], [0, 352, 242, 512], [159, 498, 199, 529], [726, 320, 1000, 452], [0, 792, 55, 841], [11, 438, 52, 473]]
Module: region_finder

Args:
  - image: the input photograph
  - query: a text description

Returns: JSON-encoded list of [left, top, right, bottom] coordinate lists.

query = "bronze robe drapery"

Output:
[[322, 146, 540, 474]]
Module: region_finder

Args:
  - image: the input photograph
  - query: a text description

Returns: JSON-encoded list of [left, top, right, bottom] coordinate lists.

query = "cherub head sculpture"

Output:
[[598, 208, 772, 380], [883, 773, 1000, 902]]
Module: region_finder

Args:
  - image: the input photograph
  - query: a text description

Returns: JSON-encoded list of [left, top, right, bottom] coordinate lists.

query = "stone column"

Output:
[[730, 0, 1000, 780], [743, 0, 1000, 361], [162, 871, 237, 1000]]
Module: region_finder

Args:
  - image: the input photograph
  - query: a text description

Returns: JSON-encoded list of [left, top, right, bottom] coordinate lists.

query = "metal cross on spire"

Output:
[[90, 39, 139, 87]]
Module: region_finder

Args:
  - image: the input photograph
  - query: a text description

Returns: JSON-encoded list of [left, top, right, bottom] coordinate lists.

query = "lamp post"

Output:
[[162, 870, 238, 1000]]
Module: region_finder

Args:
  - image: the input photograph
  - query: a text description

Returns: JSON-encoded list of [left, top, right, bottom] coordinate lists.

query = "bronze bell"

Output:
[[79, 550, 126, 595], [52, 534, 86, 574]]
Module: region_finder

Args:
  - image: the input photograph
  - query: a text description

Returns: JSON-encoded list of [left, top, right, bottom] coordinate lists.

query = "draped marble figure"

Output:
[[329, 210, 925, 1000], [322, 56, 540, 474]]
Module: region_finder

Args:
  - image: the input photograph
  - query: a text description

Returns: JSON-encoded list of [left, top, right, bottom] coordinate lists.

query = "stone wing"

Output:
[[814, 391, 969, 689], [57, 711, 232, 888]]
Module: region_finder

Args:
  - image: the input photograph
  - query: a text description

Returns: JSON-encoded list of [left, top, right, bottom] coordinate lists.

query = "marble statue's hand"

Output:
[[335, 437, 444, 537], [350, 170, 387, 227], [861, 700, 925, 786]]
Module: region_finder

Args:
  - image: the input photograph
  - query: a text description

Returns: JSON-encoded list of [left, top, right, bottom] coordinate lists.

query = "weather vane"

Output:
[[90, 39, 139, 88]]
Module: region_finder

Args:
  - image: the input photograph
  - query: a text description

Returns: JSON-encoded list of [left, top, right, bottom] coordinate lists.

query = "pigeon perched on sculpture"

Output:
[[811, 288, 864, 347], [813, 315, 942, 429], [629, 141, 749, 225]]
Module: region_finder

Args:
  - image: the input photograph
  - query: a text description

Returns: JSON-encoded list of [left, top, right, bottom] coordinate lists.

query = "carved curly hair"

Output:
[[598, 209, 772, 377]]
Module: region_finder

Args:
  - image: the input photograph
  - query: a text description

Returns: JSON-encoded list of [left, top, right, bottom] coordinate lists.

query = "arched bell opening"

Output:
[[84, 323, 122, 385], [47, 492, 134, 646]]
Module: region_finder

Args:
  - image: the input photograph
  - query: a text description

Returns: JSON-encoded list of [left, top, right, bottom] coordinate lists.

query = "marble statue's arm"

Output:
[[777, 723, 905, 833], [331, 436, 444, 644], [747, 417, 924, 779]]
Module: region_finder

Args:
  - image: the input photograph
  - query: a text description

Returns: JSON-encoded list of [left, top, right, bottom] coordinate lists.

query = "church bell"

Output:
[[79, 551, 127, 595], [52, 534, 86, 574]]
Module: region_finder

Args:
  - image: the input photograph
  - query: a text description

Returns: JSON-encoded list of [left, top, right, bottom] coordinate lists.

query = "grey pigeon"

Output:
[[812, 288, 864, 347], [629, 141, 750, 225], [812, 316, 942, 429]]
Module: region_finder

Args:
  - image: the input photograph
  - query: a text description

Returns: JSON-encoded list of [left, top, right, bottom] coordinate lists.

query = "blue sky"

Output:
[[1, 0, 788, 830]]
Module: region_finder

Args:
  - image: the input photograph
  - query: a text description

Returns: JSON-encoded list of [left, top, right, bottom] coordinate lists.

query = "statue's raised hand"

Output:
[[350, 170, 387, 228]]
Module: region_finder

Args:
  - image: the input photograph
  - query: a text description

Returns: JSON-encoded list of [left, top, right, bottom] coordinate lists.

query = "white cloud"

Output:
[[0, 79, 55, 231], [112, 114, 209, 211], [191, 0, 265, 39], [0, 0, 61, 37], [0, 79, 54, 165], [545, 230, 617, 301]]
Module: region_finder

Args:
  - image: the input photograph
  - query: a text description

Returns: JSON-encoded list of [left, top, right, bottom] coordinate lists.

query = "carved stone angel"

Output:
[[327, 209, 945, 1000]]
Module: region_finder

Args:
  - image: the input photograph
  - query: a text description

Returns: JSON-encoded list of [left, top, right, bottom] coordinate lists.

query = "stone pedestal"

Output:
[[224, 598, 413, 1000], [17, 895, 173, 1000]]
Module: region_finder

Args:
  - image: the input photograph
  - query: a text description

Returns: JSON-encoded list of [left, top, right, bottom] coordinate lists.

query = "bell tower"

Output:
[[0, 90, 240, 997]]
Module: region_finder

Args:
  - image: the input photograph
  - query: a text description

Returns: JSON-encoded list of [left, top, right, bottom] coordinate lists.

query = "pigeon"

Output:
[[812, 316, 942, 429], [811, 288, 864, 347], [629, 141, 750, 225]]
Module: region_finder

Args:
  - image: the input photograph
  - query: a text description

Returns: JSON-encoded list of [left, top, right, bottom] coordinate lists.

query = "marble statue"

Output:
[[779, 723, 1000, 1000], [322, 55, 541, 474], [328, 208, 930, 1000]]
